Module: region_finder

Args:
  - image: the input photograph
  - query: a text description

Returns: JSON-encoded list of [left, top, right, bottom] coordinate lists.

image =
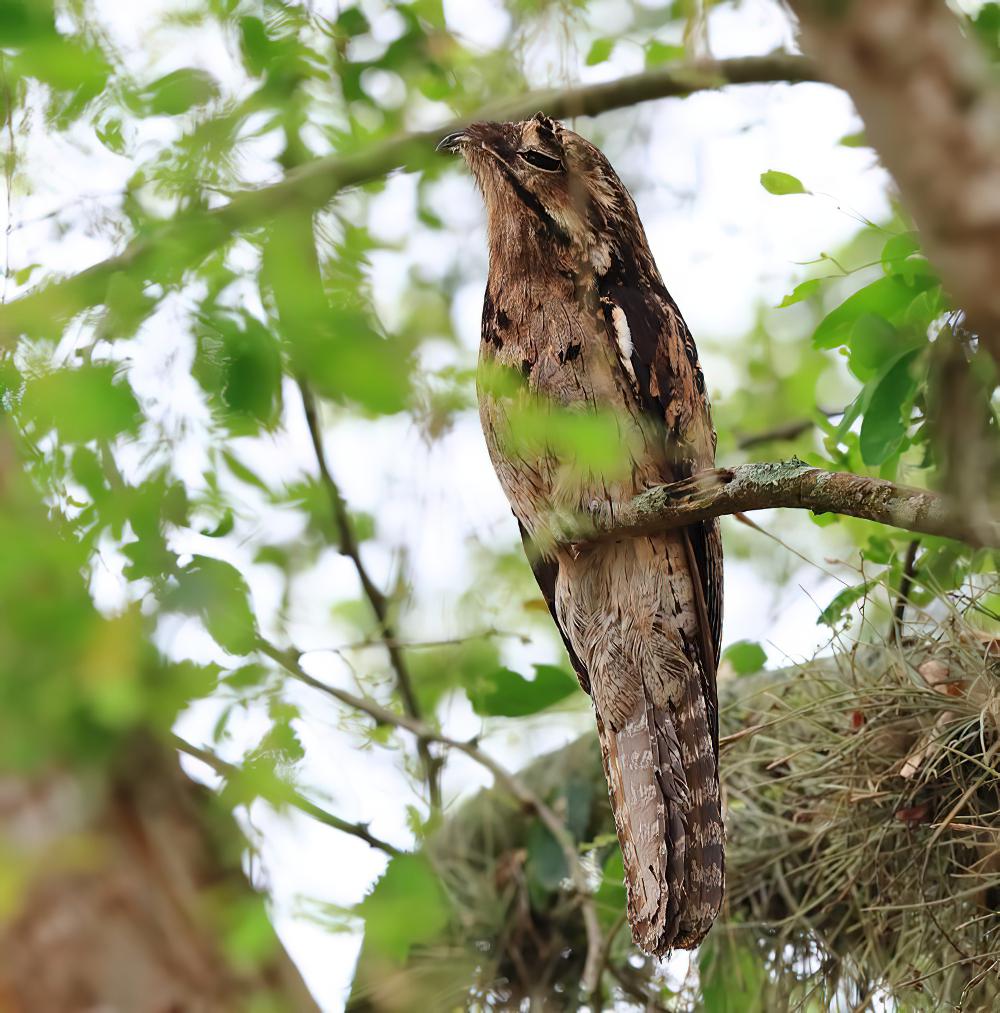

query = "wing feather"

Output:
[[597, 275, 723, 744], [517, 520, 591, 695]]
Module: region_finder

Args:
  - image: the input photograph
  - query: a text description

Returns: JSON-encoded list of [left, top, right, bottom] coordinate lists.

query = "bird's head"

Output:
[[438, 113, 649, 278]]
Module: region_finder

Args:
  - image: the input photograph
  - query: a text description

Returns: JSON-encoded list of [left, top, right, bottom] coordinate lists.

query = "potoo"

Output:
[[439, 114, 724, 954]]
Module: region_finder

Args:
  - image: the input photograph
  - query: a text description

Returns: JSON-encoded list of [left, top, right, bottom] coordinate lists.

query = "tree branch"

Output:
[[0, 54, 819, 344], [787, 0, 1000, 363], [567, 460, 1000, 548], [254, 636, 606, 994], [298, 381, 443, 812], [172, 734, 402, 858]]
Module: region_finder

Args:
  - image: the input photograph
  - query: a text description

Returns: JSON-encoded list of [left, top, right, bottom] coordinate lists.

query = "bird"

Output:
[[438, 113, 724, 955]]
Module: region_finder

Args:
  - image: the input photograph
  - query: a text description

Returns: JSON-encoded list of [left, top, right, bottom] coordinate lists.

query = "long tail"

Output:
[[596, 675, 724, 954]]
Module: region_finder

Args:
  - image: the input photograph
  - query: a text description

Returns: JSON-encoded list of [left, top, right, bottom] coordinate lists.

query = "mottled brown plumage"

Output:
[[440, 114, 724, 954]]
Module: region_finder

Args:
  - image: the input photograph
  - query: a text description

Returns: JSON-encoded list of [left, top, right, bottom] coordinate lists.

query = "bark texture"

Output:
[[789, 0, 1000, 362], [568, 460, 1000, 548], [0, 736, 318, 1013]]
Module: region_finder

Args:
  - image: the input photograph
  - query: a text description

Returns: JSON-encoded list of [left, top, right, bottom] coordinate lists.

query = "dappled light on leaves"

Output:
[[0, 0, 995, 1009]]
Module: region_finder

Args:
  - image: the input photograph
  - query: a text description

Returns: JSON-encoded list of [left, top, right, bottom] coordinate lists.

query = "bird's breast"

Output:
[[478, 278, 664, 539]]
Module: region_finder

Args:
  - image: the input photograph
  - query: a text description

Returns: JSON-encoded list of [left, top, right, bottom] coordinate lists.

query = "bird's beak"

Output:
[[436, 130, 469, 154]]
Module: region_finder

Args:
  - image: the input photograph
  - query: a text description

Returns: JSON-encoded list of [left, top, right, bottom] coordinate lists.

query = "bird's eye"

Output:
[[518, 148, 563, 172]]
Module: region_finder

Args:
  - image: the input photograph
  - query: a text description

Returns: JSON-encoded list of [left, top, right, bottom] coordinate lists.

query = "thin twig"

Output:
[[925, 739, 1000, 851], [736, 417, 814, 450], [302, 626, 524, 655], [608, 961, 670, 1011], [298, 380, 442, 811], [255, 635, 605, 993], [591, 909, 628, 1006], [892, 538, 920, 640], [735, 408, 840, 450], [173, 734, 402, 857]]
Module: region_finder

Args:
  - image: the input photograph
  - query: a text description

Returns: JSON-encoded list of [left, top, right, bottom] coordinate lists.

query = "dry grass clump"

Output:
[[722, 619, 1000, 1009], [350, 617, 1000, 1010]]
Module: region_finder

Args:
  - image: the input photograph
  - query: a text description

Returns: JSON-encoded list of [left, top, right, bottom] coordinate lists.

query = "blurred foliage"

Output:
[[0, 0, 996, 1009]]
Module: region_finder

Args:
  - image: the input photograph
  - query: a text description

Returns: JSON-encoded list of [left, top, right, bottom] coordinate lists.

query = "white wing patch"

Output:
[[611, 303, 637, 384]]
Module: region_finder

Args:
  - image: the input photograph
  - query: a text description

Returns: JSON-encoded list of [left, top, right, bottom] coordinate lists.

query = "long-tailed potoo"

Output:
[[439, 114, 724, 954]]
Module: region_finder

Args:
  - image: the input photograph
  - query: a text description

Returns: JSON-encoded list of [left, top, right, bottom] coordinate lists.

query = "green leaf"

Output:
[[722, 640, 767, 676], [264, 218, 411, 416], [237, 16, 270, 75], [560, 777, 593, 842], [644, 40, 685, 67], [468, 663, 578, 717], [594, 850, 627, 929], [0, 0, 55, 45], [335, 8, 370, 37], [406, 635, 501, 713], [222, 663, 269, 690], [838, 130, 867, 148], [700, 938, 768, 1013], [200, 511, 235, 538], [760, 170, 807, 196], [222, 450, 271, 494], [881, 232, 920, 272], [848, 312, 904, 379], [526, 819, 567, 892], [104, 271, 155, 337], [221, 895, 278, 966], [144, 68, 219, 115], [170, 556, 257, 655], [357, 854, 449, 963], [972, 2, 1000, 56], [22, 365, 139, 443], [585, 38, 614, 65], [776, 278, 823, 308], [858, 351, 920, 465], [194, 312, 283, 432], [813, 275, 935, 350], [13, 37, 110, 97], [817, 579, 878, 627]]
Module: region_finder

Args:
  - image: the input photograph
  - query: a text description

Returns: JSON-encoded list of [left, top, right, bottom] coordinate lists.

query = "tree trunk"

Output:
[[0, 735, 318, 1012]]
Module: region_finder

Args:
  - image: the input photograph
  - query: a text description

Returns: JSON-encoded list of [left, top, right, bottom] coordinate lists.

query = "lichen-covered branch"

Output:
[[0, 54, 819, 344], [571, 460, 999, 548], [787, 0, 1000, 363]]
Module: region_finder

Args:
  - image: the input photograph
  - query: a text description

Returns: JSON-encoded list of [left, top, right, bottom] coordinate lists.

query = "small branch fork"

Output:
[[173, 734, 401, 858], [252, 637, 607, 994]]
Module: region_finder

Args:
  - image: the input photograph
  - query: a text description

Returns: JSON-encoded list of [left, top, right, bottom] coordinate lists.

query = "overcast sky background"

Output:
[[10, 0, 917, 1007]]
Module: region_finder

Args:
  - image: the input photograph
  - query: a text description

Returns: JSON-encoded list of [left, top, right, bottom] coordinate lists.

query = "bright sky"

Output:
[[15, 1, 895, 1008]]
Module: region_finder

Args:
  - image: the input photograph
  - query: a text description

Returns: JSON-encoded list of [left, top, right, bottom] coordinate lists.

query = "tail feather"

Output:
[[597, 677, 724, 955], [672, 678, 724, 947]]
